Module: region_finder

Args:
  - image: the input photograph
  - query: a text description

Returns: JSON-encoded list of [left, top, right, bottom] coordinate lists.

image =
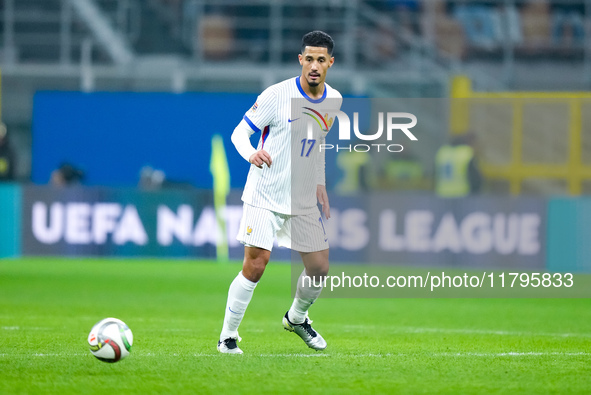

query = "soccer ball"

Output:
[[88, 318, 133, 363]]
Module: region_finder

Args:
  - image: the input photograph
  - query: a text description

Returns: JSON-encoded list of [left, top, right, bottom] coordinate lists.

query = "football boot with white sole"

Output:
[[217, 337, 243, 354], [282, 312, 327, 350]]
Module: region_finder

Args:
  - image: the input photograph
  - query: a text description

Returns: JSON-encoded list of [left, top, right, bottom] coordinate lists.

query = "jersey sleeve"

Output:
[[231, 119, 258, 162], [243, 88, 277, 133]]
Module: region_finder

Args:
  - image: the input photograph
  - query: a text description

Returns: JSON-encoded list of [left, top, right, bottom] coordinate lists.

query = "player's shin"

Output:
[[220, 271, 257, 341], [288, 269, 324, 324]]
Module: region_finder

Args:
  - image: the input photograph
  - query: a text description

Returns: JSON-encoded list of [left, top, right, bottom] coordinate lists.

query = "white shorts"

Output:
[[237, 203, 329, 253]]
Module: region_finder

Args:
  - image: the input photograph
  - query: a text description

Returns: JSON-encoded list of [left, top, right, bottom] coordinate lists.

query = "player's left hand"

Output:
[[317, 185, 330, 219]]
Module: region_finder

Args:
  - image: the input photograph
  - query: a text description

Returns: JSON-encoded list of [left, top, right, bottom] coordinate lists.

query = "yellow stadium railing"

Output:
[[450, 75, 591, 195]]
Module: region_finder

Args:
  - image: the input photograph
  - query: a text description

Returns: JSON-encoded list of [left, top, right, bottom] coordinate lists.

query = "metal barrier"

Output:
[[451, 75, 591, 195]]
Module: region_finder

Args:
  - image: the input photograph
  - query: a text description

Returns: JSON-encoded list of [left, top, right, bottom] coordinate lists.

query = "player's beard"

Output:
[[307, 72, 322, 87]]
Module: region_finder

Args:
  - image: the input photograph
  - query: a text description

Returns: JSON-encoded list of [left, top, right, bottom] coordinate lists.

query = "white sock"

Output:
[[288, 270, 323, 324], [220, 271, 257, 341]]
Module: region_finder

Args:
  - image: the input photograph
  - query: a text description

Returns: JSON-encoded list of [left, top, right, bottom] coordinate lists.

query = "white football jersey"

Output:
[[240, 76, 342, 215]]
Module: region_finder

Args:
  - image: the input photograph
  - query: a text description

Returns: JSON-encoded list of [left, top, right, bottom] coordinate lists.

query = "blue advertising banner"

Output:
[[32, 92, 257, 189], [0, 183, 21, 258]]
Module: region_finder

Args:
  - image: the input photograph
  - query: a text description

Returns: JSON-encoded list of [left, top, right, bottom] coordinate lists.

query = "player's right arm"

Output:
[[231, 88, 277, 168], [249, 150, 272, 168], [231, 120, 272, 168]]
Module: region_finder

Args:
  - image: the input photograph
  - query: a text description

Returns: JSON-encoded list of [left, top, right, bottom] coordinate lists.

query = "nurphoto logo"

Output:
[[310, 111, 418, 153]]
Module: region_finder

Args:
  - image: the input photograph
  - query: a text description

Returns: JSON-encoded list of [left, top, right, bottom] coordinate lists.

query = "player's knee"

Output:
[[242, 248, 270, 282], [250, 256, 268, 272], [243, 259, 267, 282], [308, 266, 329, 279], [302, 250, 329, 278]]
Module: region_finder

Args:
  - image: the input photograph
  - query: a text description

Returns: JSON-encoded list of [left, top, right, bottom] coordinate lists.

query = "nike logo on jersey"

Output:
[[288, 118, 300, 123]]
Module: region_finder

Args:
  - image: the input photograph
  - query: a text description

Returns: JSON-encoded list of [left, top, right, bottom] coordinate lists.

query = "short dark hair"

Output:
[[301, 31, 334, 56]]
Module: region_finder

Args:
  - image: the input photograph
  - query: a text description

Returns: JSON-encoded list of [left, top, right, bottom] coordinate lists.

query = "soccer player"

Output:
[[217, 31, 342, 354]]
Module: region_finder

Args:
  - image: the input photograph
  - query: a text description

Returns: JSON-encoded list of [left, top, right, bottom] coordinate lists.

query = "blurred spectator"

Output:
[[138, 165, 165, 190], [434, 132, 482, 197], [452, 1, 499, 50], [139, 165, 194, 190], [422, 0, 466, 58], [371, 0, 421, 34], [390, 0, 421, 34], [197, 14, 234, 60], [50, 163, 84, 187], [335, 151, 373, 195], [378, 150, 424, 191], [520, 0, 551, 50], [550, 0, 585, 45], [0, 123, 16, 181], [504, 2, 524, 46]]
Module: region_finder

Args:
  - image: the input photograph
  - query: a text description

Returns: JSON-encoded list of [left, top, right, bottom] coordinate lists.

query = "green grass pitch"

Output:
[[1, 257, 590, 394]]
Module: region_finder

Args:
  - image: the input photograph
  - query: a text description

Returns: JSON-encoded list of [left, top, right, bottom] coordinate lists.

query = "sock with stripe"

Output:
[[288, 269, 323, 324], [220, 271, 257, 341]]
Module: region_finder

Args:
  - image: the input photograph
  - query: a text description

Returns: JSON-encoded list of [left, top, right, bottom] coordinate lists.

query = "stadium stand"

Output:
[[0, 0, 590, 192]]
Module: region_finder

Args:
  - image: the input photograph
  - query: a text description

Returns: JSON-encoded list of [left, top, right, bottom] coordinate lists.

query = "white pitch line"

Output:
[[401, 327, 591, 338], [1, 326, 51, 331], [4, 324, 591, 340], [0, 352, 588, 358], [192, 353, 331, 358], [340, 325, 591, 339], [438, 352, 590, 357], [324, 352, 591, 358]]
